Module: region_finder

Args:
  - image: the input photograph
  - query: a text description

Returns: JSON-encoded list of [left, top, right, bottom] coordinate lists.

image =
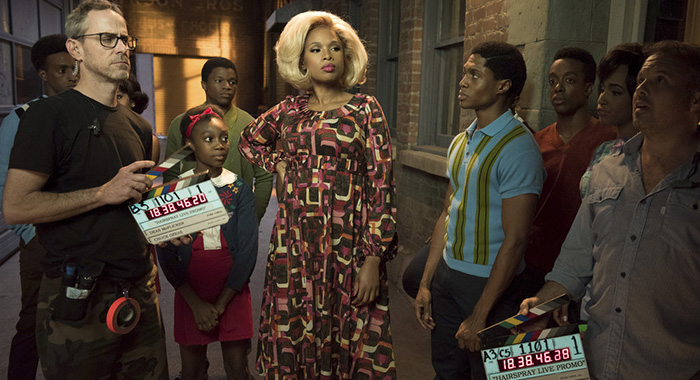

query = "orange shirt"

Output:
[[524, 118, 616, 274]]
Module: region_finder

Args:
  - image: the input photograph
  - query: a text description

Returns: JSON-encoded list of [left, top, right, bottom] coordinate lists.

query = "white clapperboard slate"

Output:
[[129, 145, 229, 244], [477, 294, 591, 380]]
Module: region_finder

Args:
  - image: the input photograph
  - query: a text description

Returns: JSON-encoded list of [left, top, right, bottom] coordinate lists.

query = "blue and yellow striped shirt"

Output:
[[444, 110, 543, 277]]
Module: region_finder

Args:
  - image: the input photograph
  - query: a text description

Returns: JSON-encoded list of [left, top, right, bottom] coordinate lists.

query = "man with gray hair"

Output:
[[2, 1, 168, 378]]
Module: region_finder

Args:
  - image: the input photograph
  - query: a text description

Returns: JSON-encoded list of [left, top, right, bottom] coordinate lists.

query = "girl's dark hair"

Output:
[[118, 76, 150, 114], [598, 43, 646, 97], [179, 104, 226, 146]]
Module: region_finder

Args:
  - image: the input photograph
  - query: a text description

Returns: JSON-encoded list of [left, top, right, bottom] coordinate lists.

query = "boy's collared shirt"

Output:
[[444, 110, 543, 277]]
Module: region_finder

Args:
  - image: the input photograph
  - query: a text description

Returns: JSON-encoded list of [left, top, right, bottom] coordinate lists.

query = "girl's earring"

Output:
[[71, 61, 80, 77]]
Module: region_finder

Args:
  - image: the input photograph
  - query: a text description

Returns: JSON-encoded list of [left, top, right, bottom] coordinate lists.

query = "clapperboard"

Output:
[[128, 145, 229, 244], [478, 294, 590, 380]]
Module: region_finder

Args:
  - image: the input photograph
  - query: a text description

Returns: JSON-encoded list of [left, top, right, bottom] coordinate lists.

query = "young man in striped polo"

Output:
[[413, 42, 544, 379]]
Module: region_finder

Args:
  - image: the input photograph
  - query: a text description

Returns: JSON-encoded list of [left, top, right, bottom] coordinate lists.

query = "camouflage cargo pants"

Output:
[[36, 264, 169, 380]]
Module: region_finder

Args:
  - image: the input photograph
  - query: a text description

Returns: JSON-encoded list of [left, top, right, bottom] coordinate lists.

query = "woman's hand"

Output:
[[352, 256, 381, 307]]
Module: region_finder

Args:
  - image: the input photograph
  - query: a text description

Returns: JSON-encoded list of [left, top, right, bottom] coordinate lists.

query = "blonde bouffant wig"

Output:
[[275, 11, 368, 90]]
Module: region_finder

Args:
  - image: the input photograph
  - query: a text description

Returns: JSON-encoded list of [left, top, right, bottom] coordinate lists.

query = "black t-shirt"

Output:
[[9, 89, 153, 281]]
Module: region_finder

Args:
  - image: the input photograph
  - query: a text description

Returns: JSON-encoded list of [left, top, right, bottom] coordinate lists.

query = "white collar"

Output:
[[180, 168, 237, 187]]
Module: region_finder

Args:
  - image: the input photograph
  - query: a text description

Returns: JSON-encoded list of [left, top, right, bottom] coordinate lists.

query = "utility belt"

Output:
[[53, 257, 142, 335]]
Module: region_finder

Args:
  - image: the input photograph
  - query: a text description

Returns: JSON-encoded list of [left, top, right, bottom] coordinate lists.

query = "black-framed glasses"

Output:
[[74, 33, 137, 50]]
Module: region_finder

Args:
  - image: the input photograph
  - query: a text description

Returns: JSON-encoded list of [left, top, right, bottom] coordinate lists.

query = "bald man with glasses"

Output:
[[2, 1, 168, 379]]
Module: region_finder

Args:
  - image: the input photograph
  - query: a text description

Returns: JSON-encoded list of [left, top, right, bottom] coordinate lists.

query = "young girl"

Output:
[[157, 104, 257, 380]]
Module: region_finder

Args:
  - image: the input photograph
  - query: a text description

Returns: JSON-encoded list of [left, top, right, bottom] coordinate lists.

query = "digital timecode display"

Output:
[[145, 193, 208, 220], [498, 347, 571, 372]]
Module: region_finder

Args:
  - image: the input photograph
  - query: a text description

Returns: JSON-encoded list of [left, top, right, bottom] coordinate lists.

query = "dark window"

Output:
[[0, 40, 13, 106], [40, 1, 63, 36], [10, 0, 39, 41], [15, 44, 41, 104], [419, 0, 465, 148], [645, 0, 688, 41], [377, 0, 400, 135], [0, 0, 67, 114]]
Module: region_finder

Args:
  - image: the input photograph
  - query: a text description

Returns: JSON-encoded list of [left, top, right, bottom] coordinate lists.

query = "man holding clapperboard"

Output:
[[1, 1, 184, 378], [520, 40, 700, 380]]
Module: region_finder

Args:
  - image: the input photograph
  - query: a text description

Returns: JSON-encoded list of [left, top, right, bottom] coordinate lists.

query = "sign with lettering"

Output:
[[114, 0, 254, 56]]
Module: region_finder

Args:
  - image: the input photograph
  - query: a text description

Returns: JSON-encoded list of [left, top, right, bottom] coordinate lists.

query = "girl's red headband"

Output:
[[185, 107, 221, 139]]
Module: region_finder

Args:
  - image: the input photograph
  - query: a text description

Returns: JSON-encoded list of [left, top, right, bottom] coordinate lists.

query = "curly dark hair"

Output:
[[470, 42, 527, 105], [118, 76, 150, 114], [553, 47, 597, 84], [31, 34, 68, 71], [201, 57, 237, 82]]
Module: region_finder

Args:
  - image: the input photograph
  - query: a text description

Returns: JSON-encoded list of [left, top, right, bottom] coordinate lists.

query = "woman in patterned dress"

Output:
[[239, 11, 397, 380]]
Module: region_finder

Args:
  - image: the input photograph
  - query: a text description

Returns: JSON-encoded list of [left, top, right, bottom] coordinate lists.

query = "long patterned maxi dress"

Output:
[[239, 93, 397, 379]]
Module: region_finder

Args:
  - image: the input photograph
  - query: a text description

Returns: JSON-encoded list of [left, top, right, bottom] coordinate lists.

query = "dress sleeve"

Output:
[[155, 242, 189, 289], [238, 100, 287, 173], [223, 179, 258, 291], [359, 96, 397, 262], [252, 163, 273, 222]]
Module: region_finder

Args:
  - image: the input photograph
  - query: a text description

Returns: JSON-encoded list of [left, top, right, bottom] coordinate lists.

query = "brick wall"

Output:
[[465, 0, 510, 52], [360, 1, 379, 96], [394, 0, 424, 151], [395, 165, 448, 257], [460, 0, 510, 129], [392, 0, 446, 277]]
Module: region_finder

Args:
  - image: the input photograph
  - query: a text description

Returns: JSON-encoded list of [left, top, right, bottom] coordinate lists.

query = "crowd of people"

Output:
[[0, 0, 698, 379]]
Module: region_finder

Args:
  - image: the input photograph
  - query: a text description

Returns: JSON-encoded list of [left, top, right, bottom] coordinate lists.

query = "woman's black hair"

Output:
[[118, 76, 150, 114], [598, 43, 646, 97]]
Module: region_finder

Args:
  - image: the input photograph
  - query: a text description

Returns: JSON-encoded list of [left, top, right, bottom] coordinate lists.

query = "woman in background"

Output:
[[580, 43, 646, 197]]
